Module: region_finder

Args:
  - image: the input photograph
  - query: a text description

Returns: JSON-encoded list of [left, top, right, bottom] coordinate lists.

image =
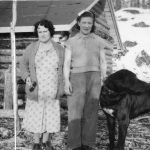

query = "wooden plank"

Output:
[[4, 67, 13, 109]]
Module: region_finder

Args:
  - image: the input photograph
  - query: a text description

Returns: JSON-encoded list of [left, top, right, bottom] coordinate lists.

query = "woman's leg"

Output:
[[42, 132, 50, 143], [82, 72, 101, 148], [33, 133, 41, 143], [42, 132, 52, 150], [33, 133, 41, 150], [67, 73, 86, 149]]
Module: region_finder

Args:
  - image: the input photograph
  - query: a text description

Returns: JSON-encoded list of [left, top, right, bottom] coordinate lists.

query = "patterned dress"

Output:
[[22, 44, 60, 133]]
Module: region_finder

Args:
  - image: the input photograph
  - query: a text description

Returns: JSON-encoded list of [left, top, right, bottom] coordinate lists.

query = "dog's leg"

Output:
[[117, 116, 129, 150], [106, 114, 116, 150]]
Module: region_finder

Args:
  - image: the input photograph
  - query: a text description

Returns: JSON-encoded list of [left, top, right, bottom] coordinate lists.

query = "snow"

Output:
[[114, 7, 150, 82]]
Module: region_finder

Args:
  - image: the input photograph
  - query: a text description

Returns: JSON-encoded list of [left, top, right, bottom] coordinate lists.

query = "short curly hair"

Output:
[[34, 19, 55, 37], [76, 11, 96, 33]]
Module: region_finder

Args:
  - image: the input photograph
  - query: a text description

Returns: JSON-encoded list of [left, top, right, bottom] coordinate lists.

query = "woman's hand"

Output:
[[26, 76, 32, 87], [64, 80, 72, 95], [101, 73, 107, 86]]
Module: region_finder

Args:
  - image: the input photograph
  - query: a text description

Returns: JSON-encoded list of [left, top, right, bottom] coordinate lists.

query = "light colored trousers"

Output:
[[67, 71, 101, 149]]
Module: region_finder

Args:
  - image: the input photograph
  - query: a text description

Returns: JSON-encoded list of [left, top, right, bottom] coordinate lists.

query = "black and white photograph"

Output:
[[0, 0, 150, 150]]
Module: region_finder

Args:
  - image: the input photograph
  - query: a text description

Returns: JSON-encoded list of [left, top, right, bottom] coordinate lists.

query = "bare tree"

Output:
[[130, 0, 135, 7], [112, 0, 122, 11], [142, 0, 146, 7], [137, 0, 140, 7]]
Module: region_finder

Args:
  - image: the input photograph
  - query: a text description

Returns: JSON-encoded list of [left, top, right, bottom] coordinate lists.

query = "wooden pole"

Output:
[[10, 0, 19, 149]]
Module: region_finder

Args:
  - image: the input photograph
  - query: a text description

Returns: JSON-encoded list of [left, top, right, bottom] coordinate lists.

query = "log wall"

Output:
[[0, 33, 37, 107], [0, 0, 119, 109]]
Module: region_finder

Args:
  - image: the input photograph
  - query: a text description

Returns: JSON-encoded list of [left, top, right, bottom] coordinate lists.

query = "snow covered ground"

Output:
[[114, 7, 150, 82]]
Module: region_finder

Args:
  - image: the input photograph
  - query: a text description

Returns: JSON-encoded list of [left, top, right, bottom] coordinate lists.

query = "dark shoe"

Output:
[[42, 141, 54, 150], [82, 145, 95, 150], [67, 147, 82, 150], [73, 148, 82, 150], [33, 143, 42, 150]]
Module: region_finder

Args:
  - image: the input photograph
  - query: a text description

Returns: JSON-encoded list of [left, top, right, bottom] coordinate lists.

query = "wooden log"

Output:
[[106, 59, 112, 63], [105, 51, 113, 56], [107, 63, 113, 67], [107, 61, 113, 65], [0, 55, 22, 63], [0, 49, 24, 56], [0, 64, 9, 69], [0, 39, 32, 49], [4, 66, 13, 109], [0, 109, 24, 118], [106, 57, 112, 62]]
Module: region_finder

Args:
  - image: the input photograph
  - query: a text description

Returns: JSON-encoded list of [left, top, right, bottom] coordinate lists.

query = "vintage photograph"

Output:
[[0, 0, 150, 150]]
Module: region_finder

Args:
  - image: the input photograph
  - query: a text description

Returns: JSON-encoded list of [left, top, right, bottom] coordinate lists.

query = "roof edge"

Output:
[[0, 25, 71, 33], [69, 0, 99, 28]]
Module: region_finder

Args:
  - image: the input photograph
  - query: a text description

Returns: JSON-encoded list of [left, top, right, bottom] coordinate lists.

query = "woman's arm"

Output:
[[99, 37, 112, 84], [20, 45, 31, 82], [100, 48, 107, 80], [63, 45, 72, 95]]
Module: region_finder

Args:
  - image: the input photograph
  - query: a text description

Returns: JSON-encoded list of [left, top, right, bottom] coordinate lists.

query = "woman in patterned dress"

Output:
[[20, 19, 64, 150]]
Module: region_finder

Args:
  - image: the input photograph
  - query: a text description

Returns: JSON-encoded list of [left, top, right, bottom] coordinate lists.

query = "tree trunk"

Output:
[[137, 0, 140, 7], [114, 0, 122, 11], [142, 0, 145, 8]]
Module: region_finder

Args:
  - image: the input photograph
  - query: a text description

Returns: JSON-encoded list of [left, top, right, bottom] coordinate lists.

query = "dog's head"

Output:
[[100, 69, 150, 108], [104, 69, 150, 94]]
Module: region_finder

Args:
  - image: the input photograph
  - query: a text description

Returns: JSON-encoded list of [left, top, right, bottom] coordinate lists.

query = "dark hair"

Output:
[[34, 19, 55, 37], [60, 31, 70, 40], [76, 11, 96, 33]]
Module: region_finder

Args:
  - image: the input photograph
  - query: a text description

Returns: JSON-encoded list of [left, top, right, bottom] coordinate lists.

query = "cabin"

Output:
[[0, 0, 123, 115]]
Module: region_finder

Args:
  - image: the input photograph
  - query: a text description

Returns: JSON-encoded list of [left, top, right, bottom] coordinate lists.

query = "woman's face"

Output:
[[37, 25, 51, 43], [78, 17, 93, 35]]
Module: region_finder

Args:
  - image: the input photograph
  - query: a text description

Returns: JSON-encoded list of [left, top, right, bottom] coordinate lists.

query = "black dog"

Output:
[[100, 69, 150, 150]]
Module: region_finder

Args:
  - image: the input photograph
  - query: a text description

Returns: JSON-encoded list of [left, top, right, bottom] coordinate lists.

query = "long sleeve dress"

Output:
[[22, 44, 60, 133]]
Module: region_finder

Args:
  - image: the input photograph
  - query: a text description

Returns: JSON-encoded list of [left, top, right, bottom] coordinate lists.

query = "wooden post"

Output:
[[10, 0, 20, 148], [4, 65, 13, 109]]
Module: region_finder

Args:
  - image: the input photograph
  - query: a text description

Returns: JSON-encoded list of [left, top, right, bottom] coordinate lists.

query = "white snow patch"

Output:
[[114, 8, 150, 82]]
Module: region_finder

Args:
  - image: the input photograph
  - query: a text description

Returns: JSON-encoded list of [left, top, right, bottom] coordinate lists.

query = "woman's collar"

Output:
[[77, 32, 95, 39]]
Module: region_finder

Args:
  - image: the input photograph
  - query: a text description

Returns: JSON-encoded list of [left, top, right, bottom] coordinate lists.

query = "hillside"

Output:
[[113, 7, 150, 82]]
